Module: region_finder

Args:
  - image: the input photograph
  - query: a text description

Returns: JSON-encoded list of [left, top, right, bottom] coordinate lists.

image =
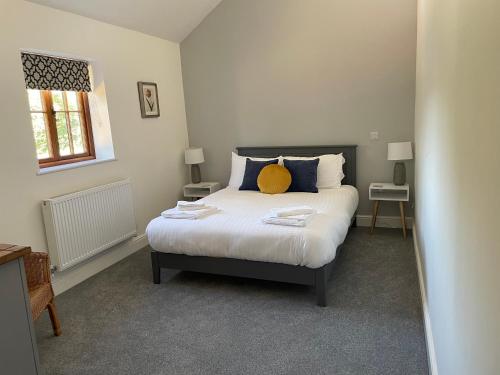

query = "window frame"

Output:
[[30, 90, 96, 168]]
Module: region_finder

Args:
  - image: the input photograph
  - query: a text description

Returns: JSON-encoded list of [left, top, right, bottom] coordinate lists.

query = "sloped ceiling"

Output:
[[26, 0, 222, 42]]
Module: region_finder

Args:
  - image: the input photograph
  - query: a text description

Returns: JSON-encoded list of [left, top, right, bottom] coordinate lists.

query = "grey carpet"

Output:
[[35, 228, 428, 375]]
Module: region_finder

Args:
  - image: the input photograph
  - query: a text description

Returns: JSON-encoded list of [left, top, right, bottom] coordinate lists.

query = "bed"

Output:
[[148, 145, 358, 306]]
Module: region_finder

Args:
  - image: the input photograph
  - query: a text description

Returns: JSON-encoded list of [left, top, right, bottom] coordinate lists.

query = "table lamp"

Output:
[[388, 142, 413, 185], [185, 147, 205, 184]]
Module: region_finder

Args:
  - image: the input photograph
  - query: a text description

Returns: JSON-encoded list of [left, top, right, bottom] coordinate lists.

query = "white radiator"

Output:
[[42, 179, 137, 271]]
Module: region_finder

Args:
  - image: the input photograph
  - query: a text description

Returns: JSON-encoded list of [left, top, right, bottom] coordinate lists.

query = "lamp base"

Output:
[[393, 162, 406, 186], [191, 164, 201, 184]]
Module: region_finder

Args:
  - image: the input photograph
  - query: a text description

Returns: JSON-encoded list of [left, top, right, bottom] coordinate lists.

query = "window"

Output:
[[21, 52, 96, 169], [27, 89, 95, 167]]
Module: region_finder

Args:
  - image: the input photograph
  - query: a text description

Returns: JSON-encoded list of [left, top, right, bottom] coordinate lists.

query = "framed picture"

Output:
[[137, 82, 160, 118]]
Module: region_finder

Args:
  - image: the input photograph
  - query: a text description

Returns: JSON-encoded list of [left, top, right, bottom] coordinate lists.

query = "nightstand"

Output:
[[369, 182, 410, 239], [183, 182, 221, 200]]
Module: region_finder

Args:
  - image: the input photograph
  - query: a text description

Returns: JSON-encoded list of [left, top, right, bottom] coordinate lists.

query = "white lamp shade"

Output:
[[185, 147, 205, 164], [388, 142, 413, 161]]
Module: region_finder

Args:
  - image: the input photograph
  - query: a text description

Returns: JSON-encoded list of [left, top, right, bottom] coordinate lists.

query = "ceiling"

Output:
[[26, 0, 223, 42]]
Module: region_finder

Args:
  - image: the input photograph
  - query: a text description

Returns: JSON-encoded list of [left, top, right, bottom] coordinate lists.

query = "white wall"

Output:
[[415, 0, 500, 374], [0, 1, 189, 289], [181, 0, 417, 216]]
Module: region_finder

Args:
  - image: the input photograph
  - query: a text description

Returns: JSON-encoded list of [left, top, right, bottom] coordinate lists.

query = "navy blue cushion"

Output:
[[239, 158, 279, 191], [283, 159, 320, 193]]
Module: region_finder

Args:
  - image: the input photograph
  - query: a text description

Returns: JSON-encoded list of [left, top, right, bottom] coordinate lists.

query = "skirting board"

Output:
[[357, 215, 413, 229], [52, 233, 148, 296], [413, 223, 439, 375]]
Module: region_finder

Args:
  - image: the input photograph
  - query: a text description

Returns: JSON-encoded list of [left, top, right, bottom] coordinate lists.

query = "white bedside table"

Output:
[[369, 182, 410, 239], [183, 182, 221, 200]]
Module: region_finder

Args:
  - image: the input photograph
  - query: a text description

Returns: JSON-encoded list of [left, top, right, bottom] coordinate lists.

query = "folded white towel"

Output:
[[176, 200, 207, 211], [271, 205, 317, 217], [262, 213, 313, 227], [162, 206, 218, 219]]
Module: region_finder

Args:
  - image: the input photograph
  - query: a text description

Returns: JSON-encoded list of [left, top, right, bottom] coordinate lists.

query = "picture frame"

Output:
[[137, 81, 160, 118]]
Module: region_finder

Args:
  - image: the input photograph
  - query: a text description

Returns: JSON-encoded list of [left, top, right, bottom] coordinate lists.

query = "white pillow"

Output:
[[282, 153, 345, 189], [228, 152, 282, 188]]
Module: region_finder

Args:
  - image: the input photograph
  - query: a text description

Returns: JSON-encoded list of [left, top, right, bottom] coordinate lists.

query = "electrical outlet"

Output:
[[370, 131, 379, 140]]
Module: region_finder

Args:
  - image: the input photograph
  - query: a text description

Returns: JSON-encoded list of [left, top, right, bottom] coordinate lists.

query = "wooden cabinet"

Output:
[[0, 244, 40, 375]]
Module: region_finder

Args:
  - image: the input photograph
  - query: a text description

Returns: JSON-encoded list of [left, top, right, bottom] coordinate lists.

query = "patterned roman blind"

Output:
[[21, 53, 91, 92]]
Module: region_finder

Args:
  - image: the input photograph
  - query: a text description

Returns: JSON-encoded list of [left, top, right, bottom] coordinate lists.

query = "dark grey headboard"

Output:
[[236, 145, 357, 187]]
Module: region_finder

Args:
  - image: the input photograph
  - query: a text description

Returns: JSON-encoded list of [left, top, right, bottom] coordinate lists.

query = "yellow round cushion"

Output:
[[257, 164, 292, 194]]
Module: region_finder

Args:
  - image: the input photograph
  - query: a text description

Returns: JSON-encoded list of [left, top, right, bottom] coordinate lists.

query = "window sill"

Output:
[[37, 157, 117, 175]]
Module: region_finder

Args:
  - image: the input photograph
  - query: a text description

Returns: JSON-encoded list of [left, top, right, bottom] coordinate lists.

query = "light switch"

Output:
[[370, 131, 379, 140]]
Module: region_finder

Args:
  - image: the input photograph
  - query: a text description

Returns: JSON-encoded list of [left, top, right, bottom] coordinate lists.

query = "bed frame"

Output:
[[151, 145, 357, 306]]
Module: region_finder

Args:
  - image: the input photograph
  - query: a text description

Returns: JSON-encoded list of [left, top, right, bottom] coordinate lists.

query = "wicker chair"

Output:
[[24, 251, 61, 336]]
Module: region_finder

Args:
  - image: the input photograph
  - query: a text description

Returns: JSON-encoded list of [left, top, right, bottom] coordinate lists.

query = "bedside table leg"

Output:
[[399, 201, 407, 239], [370, 200, 380, 234]]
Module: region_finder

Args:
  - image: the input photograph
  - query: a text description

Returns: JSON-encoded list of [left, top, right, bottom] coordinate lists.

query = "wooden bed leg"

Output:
[[151, 251, 160, 284], [315, 266, 328, 307]]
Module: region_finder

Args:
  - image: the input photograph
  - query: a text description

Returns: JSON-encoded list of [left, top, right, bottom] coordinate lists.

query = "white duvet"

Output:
[[146, 186, 359, 269]]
